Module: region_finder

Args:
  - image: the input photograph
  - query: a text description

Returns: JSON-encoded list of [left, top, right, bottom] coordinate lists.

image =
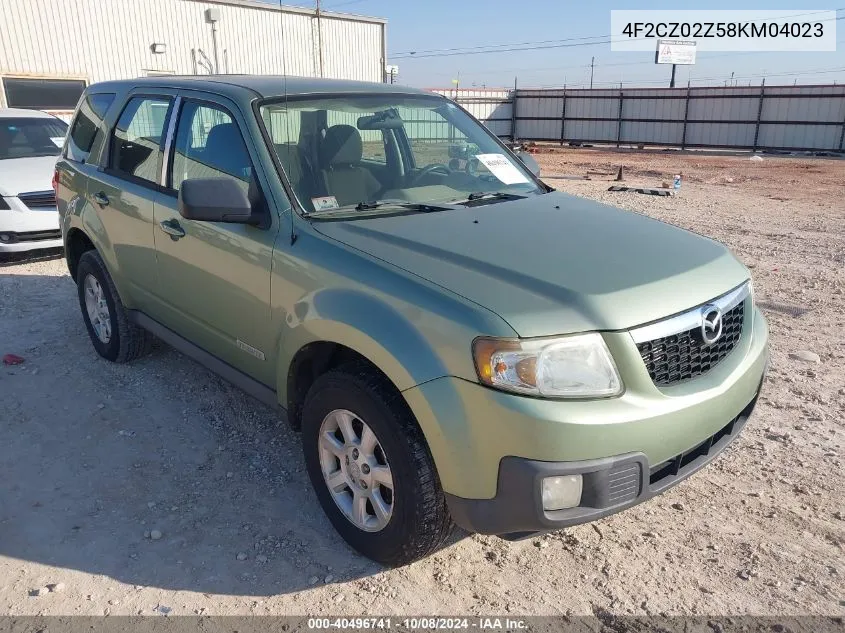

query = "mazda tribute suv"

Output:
[[55, 76, 769, 566]]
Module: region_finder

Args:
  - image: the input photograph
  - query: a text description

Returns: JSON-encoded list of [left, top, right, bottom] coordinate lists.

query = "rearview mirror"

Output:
[[178, 178, 255, 224], [357, 109, 403, 130], [516, 151, 541, 177]]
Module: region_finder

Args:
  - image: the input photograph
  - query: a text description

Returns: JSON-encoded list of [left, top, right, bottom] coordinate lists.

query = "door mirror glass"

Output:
[[178, 178, 254, 223]]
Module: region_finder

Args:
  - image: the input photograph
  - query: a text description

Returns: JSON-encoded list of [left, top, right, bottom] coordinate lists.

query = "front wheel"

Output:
[[301, 366, 453, 566]]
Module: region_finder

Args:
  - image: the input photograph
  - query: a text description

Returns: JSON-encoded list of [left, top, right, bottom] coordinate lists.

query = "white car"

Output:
[[0, 108, 68, 253]]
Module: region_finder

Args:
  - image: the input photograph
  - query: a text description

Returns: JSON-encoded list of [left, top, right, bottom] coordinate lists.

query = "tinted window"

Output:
[[170, 101, 252, 192], [110, 97, 172, 184], [4, 78, 87, 110], [66, 93, 116, 163], [0, 117, 68, 160]]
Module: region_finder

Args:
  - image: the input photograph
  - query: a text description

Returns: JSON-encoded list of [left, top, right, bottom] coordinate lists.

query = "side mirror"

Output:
[[516, 151, 541, 178], [178, 178, 255, 224]]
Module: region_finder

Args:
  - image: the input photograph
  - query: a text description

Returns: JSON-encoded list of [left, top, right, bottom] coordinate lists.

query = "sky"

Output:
[[269, 0, 845, 89]]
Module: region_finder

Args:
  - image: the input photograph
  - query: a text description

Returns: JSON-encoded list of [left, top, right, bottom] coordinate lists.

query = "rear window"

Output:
[[3, 78, 87, 110], [0, 117, 68, 160], [66, 92, 116, 163]]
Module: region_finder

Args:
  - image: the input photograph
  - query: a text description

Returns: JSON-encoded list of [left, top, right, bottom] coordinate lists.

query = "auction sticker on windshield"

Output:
[[311, 196, 339, 211], [475, 154, 529, 185]]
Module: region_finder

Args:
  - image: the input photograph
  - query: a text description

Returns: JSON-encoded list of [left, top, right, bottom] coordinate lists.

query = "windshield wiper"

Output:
[[455, 192, 527, 205], [308, 199, 456, 217]]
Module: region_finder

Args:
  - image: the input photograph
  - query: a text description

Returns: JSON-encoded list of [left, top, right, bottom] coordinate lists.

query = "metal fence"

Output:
[[434, 84, 845, 152]]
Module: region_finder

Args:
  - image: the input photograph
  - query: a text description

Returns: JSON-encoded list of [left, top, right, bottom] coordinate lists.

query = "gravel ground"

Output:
[[1, 148, 843, 618]]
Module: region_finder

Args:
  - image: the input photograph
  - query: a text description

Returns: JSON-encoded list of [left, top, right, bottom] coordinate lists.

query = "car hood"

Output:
[[313, 191, 750, 337], [0, 155, 58, 197]]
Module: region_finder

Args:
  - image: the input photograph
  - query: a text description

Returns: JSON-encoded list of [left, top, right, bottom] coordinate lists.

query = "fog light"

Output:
[[0, 234, 10, 242], [542, 474, 583, 511]]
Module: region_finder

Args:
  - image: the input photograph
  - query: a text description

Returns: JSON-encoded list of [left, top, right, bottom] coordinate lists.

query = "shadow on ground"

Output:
[[1, 269, 466, 596]]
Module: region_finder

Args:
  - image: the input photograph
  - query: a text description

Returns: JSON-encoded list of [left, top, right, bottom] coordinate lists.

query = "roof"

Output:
[[90, 75, 434, 100], [186, 0, 386, 25], [0, 108, 58, 119]]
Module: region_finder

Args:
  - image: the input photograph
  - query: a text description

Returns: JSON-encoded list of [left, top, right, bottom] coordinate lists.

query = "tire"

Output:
[[302, 365, 453, 566], [76, 249, 153, 363]]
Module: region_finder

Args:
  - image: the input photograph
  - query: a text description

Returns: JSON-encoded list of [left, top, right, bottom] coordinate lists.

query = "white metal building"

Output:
[[0, 0, 387, 117]]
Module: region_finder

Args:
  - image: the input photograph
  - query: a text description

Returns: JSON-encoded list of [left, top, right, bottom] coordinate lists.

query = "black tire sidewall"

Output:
[[76, 253, 121, 362], [302, 374, 427, 563]]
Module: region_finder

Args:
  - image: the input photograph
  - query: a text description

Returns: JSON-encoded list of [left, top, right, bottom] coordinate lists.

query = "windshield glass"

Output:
[[259, 94, 542, 216], [0, 117, 68, 160]]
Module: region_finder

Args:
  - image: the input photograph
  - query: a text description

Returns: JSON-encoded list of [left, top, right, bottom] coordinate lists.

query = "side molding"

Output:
[[129, 310, 288, 421]]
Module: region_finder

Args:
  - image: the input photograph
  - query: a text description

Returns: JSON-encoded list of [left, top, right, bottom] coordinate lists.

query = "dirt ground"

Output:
[[1, 147, 843, 618]]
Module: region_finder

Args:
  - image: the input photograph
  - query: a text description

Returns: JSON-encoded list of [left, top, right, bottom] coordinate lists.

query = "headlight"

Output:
[[472, 332, 623, 398]]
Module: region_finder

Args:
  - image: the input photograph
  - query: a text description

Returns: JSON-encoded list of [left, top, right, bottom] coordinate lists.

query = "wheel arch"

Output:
[[65, 227, 96, 282], [279, 289, 452, 430]]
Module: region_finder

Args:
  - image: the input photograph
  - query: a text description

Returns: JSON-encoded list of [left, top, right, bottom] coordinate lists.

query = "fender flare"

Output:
[[277, 287, 451, 399]]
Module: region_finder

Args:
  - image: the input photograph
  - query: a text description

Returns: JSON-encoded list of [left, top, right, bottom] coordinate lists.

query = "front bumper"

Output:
[[0, 230, 63, 253], [446, 387, 759, 537], [402, 303, 769, 531], [1, 199, 61, 253]]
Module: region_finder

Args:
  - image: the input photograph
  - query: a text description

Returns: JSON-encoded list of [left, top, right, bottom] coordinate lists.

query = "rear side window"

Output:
[[66, 92, 115, 163], [110, 96, 172, 185]]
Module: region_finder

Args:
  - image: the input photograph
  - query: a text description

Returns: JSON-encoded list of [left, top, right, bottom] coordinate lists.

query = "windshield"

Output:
[[0, 117, 68, 160], [259, 94, 543, 217]]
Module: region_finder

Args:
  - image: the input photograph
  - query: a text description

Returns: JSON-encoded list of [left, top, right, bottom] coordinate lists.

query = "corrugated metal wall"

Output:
[[433, 89, 512, 138], [0, 0, 385, 101], [436, 85, 845, 152]]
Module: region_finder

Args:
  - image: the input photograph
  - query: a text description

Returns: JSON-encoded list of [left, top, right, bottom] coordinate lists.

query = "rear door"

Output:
[[57, 91, 117, 246], [83, 89, 177, 312], [152, 93, 280, 384]]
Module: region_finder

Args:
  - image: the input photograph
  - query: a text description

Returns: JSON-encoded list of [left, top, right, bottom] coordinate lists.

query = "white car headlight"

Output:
[[472, 332, 623, 398]]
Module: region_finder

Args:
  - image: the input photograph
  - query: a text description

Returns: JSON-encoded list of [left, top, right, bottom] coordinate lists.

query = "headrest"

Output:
[[320, 125, 363, 167], [204, 123, 241, 154]]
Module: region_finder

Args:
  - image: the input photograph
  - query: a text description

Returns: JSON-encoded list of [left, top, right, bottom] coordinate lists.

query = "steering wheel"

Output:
[[410, 163, 451, 186]]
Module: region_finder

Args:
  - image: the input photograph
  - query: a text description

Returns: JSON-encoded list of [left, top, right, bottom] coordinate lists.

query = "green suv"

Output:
[[55, 76, 769, 566]]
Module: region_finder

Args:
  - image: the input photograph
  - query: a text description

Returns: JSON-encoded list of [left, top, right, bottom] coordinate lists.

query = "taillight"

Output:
[[51, 168, 59, 196]]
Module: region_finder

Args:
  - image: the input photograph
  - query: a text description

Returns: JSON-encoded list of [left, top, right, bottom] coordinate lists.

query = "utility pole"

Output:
[[590, 56, 595, 89], [315, 0, 324, 77]]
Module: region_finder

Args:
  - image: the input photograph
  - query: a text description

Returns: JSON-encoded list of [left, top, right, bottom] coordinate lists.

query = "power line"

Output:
[[392, 9, 844, 59], [322, 0, 369, 8], [421, 44, 845, 83]]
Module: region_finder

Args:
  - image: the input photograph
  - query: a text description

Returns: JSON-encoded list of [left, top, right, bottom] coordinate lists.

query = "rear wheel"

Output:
[[302, 366, 453, 566], [76, 250, 153, 363]]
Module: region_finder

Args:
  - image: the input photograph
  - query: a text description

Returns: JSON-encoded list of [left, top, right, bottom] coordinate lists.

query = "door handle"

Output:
[[159, 218, 186, 240], [92, 191, 110, 207]]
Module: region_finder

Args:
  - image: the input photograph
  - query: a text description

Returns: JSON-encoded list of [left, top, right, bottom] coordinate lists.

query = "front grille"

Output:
[[637, 301, 745, 387], [647, 394, 755, 489], [18, 190, 57, 208], [0, 229, 61, 244]]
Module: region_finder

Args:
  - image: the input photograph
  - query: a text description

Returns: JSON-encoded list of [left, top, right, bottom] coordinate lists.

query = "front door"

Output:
[[152, 96, 280, 385]]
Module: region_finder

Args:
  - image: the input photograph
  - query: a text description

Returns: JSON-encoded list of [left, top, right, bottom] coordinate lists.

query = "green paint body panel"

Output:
[[57, 76, 770, 514]]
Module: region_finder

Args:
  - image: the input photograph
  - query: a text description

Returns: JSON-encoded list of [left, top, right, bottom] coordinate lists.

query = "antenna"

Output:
[[278, 0, 296, 245]]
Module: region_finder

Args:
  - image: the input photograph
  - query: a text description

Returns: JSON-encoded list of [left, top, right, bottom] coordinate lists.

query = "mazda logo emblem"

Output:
[[700, 305, 723, 345]]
